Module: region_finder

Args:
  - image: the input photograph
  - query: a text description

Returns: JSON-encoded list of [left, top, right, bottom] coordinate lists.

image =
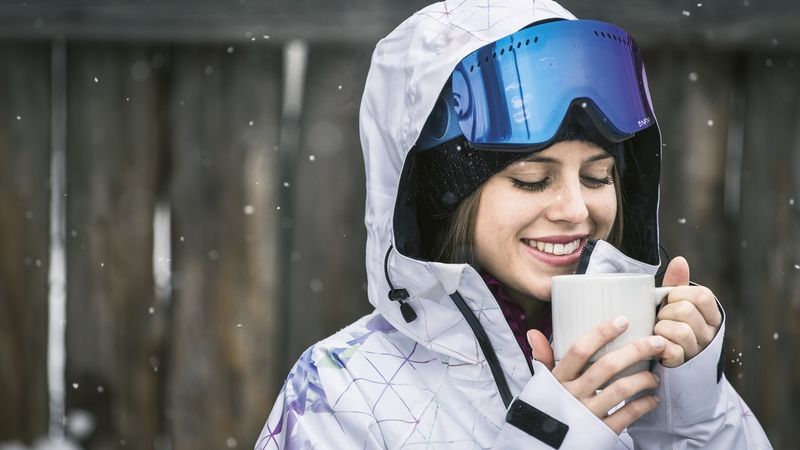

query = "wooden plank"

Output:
[[735, 52, 800, 449], [644, 50, 736, 318], [0, 43, 50, 445], [284, 44, 374, 366], [64, 44, 164, 449], [1, 0, 799, 49], [166, 43, 283, 450]]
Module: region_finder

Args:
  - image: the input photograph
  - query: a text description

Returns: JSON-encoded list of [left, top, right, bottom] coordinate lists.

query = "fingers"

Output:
[[575, 335, 666, 397], [552, 316, 629, 382], [665, 285, 722, 329], [658, 299, 715, 348], [654, 336, 685, 368], [662, 256, 690, 287], [587, 371, 660, 418], [662, 257, 690, 287], [603, 395, 660, 435], [653, 319, 699, 358], [527, 329, 555, 370]]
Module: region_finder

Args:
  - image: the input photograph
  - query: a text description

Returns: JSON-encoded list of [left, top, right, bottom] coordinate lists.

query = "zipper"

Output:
[[449, 291, 514, 408], [574, 238, 597, 275]]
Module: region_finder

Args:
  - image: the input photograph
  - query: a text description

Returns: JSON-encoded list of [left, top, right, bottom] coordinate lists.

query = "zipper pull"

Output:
[[388, 288, 417, 322]]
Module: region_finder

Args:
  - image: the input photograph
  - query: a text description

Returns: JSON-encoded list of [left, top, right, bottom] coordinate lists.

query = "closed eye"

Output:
[[511, 178, 549, 192], [581, 175, 613, 188]]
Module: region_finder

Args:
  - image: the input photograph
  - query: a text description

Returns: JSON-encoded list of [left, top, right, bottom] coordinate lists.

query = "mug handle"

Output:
[[654, 286, 674, 307]]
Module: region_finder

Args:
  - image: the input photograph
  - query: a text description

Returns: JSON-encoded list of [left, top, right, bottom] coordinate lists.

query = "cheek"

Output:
[[588, 188, 618, 234], [473, 187, 524, 260]]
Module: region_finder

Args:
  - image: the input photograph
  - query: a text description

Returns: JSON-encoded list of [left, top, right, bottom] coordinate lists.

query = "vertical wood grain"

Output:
[[284, 45, 373, 365], [735, 53, 800, 449], [64, 44, 164, 450], [0, 42, 51, 445], [166, 43, 283, 450]]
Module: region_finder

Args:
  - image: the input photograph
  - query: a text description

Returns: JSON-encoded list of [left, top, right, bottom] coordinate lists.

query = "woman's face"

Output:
[[473, 140, 617, 302]]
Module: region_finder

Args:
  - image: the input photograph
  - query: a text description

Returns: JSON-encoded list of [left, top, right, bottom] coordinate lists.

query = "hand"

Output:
[[656, 257, 723, 367], [528, 318, 664, 434]]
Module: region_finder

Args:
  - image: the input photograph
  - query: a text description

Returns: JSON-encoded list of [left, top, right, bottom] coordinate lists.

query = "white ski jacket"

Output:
[[255, 0, 772, 448]]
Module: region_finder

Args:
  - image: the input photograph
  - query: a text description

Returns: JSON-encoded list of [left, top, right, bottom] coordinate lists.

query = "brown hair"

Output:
[[426, 164, 624, 265]]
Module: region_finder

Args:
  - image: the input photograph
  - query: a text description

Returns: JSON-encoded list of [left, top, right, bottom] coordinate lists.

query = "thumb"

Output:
[[662, 256, 690, 287], [527, 329, 554, 371]]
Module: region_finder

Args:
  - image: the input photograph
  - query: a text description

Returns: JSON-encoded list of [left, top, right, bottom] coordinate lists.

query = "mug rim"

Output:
[[552, 273, 653, 282]]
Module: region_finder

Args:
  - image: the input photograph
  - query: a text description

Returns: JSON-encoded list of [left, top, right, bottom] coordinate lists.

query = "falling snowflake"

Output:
[[308, 155, 316, 162], [283, 181, 291, 187], [773, 332, 779, 340], [682, 10, 691, 16], [227, 46, 235, 54], [16, 115, 21, 120], [93, 77, 99, 83], [310, 279, 324, 293], [707, 119, 714, 127], [688, 72, 698, 82], [678, 218, 687, 224], [243, 205, 254, 215], [248, 120, 254, 126]]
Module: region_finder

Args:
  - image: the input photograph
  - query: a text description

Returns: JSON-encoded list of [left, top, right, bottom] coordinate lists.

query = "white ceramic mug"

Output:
[[550, 273, 673, 378]]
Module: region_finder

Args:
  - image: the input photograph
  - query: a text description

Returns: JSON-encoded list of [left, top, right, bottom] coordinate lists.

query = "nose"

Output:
[[545, 178, 589, 224]]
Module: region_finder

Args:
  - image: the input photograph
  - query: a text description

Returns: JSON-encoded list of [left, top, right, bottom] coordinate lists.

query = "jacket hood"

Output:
[[358, 0, 663, 383]]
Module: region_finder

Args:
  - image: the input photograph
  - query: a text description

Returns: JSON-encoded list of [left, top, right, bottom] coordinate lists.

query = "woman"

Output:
[[255, 0, 771, 448]]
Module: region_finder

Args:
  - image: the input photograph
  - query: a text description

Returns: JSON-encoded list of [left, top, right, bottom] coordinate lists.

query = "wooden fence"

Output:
[[1, 1, 799, 449]]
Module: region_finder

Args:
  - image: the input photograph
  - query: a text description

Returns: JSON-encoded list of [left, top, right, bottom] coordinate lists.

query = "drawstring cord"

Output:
[[384, 245, 417, 323]]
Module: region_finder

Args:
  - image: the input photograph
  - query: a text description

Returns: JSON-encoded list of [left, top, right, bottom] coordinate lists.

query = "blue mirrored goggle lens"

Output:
[[449, 19, 654, 148]]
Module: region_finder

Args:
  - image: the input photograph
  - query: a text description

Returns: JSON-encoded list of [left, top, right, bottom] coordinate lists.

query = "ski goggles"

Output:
[[416, 19, 656, 151]]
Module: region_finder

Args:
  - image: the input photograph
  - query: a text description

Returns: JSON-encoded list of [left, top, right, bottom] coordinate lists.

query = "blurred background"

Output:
[[0, 0, 798, 449]]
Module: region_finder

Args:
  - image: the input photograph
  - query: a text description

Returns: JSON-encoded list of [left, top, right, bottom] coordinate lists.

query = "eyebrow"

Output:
[[524, 152, 614, 164]]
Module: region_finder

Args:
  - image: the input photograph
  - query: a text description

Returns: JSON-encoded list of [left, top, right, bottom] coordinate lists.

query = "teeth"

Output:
[[526, 238, 582, 256]]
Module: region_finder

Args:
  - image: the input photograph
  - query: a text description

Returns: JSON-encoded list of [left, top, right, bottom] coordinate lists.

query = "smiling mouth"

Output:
[[522, 238, 583, 256]]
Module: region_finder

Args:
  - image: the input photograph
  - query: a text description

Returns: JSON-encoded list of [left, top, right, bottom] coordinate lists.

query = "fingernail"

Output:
[[654, 395, 661, 404], [613, 315, 629, 329], [653, 373, 660, 384], [649, 336, 666, 349]]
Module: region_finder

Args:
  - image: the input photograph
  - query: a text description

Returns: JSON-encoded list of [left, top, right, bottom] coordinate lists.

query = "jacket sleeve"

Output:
[[254, 346, 385, 450], [627, 301, 773, 449], [492, 359, 631, 449]]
